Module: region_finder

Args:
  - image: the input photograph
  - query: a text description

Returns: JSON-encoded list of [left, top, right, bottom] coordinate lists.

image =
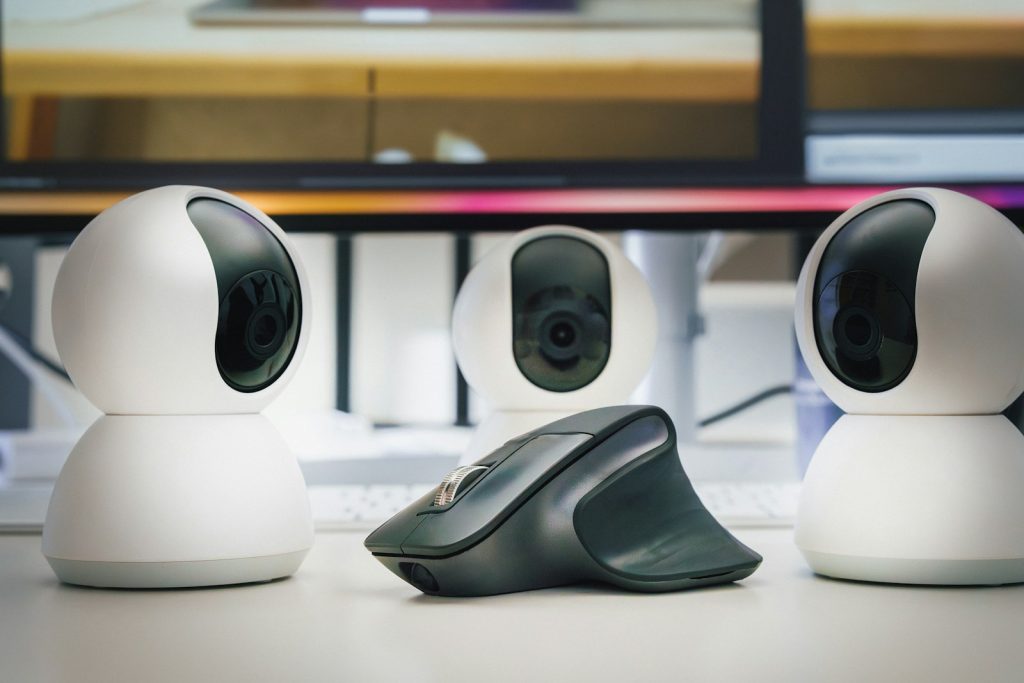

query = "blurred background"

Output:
[[1, 0, 1022, 525]]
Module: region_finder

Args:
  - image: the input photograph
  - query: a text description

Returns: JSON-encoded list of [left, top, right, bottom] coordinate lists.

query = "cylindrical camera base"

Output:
[[796, 414, 1024, 586], [42, 413, 313, 588]]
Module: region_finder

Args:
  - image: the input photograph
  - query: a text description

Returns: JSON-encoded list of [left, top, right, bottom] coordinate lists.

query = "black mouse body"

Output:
[[364, 405, 762, 597]]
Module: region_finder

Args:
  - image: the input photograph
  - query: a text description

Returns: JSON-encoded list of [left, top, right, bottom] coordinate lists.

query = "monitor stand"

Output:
[[622, 231, 702, 444]]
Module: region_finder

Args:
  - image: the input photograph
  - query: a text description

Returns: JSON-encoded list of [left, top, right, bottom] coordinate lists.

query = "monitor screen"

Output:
[[1, 0, 798, 190], [804, 1, 1024, 185]]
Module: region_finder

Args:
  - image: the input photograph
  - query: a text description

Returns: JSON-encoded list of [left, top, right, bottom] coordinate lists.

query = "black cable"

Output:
[[698, 384, 793, 428], [0, 319, 73, 383]]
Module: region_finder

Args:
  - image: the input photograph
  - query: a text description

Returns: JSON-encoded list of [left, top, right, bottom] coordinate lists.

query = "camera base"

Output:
[[43, 414, 313, 588], [46, 551, 308, 589], [796, 414, 1024, 585]]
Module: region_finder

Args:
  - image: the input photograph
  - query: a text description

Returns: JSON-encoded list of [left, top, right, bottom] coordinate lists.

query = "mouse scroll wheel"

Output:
[[433, 465, 489, 507]]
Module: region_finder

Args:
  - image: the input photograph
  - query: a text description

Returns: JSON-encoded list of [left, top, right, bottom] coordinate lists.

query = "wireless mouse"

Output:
[[365, 405, 762, 596]]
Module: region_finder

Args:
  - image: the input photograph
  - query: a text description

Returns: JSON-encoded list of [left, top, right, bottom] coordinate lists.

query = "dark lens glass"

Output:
[[550, 321, 576, 348], [536, 311, 586, 363], [216, 270, 299, 391], [252, 314, 278, 347], [514, 287, 610, 392], [844, 313, 872, 346], [815, 270, 915, 392]]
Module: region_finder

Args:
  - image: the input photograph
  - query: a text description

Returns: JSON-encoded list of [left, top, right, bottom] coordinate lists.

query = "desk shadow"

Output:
[[405, 578, 748, 604], [50, 574, 292, 593], [806, 571, 1024, 592]]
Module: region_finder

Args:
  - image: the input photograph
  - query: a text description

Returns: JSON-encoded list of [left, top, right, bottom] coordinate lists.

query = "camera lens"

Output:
[[844, 313, 871, 345], [833, 306, 881, 362], [246, 305, 286, 358], [253, 314, 277, 347], [513, 286, 610, 392], [538, 313, 584, 362], [550, 321, 576, 348], [814, 269, 915, 392], [216, 269, 300, 392]]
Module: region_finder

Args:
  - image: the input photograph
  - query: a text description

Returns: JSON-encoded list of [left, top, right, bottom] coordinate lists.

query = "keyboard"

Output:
[[694, 482, 801, 528], [0, 481, 801, 533], [307, 481, 801, 531]]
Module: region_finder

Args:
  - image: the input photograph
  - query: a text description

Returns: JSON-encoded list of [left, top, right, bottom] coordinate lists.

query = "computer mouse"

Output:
[[365, 405, 762, 597]]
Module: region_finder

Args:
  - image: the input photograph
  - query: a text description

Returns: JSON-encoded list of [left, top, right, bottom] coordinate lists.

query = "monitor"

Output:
[[0, 0, 803, 198]]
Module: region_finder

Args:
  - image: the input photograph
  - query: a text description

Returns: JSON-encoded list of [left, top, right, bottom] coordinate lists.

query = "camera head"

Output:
[[453, 225, 656, 411], [796, 188, 1024, 415], [52, 186, 310, 414]]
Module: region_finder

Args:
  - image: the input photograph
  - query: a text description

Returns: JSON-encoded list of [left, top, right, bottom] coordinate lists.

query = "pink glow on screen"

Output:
[[340, 185, 1024, 214]]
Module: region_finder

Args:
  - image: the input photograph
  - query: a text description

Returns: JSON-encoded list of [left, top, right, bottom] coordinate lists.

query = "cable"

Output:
[[0, 320, 71, 382], [698, 384, 793, 428]]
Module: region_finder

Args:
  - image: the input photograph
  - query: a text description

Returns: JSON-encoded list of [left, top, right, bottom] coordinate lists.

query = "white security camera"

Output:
[[453, 225, 657, 460], [43, 186, 314, 588], [794, 187, 1024, 585]]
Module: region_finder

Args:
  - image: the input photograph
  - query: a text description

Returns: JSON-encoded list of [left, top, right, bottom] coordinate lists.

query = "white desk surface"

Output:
[[2, 528, 1023, 683]]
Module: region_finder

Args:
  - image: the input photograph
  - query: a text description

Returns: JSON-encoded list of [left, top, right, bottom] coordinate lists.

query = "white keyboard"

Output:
[[307, 484, 437, 531], [694, 482, 801, 528], [0, 481, 801, 533], [307, 481, 801, 531]]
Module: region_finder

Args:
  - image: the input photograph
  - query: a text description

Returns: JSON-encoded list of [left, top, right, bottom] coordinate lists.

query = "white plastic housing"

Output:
[[796, 187, 1024, 415], [452, 225, 657, 412], [42, 414, 313, 588], [796, 414, 1024, 585], [52, 185, 311, 415]]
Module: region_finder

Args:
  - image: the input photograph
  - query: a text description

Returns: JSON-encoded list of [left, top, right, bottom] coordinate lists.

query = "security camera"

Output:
[[452, 225, 657, 461], [794, 187, 1024, 585], [51, 187, 307, 414], [43, 186, 314, 588]]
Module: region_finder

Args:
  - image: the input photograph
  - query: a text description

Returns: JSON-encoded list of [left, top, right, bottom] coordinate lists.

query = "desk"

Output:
[[1, 528, 1023, 682]]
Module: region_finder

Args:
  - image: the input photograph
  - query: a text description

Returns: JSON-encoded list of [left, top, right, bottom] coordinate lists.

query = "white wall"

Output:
[[350, 233, 455, 424], [695, 281, 796, 444]]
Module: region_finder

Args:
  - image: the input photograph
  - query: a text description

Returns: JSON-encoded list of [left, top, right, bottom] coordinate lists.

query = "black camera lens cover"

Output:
[[187, 197, 302, 392], [216, 269, 299, 390], [514, 286, 611, 391], [816, 270, 915, 391], [812, 199, 935, 393], [511, 236, 612, 392]]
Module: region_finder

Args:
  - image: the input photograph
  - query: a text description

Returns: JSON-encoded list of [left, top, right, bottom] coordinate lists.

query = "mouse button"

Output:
[[420, 431, 592, 515], [471, 438, 529, 468], [364, 499, 431, 554], [575, 445, 761, 582], [432, 465, 489, 507], [545, 405, 663, 440], [419, 438, 540, 516], [400, 432, 591, 556]]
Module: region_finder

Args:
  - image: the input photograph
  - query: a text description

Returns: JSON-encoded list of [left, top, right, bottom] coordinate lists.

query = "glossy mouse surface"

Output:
[[364, 405, 762, 597]]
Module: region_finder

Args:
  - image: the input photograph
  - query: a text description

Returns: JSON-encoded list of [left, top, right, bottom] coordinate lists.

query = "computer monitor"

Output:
[[0, 0, 803, 198]]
